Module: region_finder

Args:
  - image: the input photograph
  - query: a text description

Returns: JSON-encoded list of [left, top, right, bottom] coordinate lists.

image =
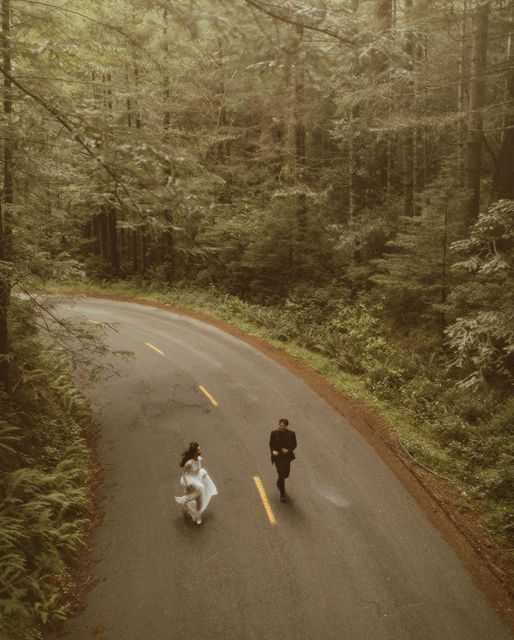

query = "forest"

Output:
[[0, 0, 513, 637]]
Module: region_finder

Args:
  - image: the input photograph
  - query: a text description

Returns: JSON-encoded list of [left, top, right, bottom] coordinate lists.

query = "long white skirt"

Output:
[[175, 468, 217, 523]]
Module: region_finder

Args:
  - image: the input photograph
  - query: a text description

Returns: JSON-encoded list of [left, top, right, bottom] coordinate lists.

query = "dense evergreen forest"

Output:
[[0, 0, 513, 637]]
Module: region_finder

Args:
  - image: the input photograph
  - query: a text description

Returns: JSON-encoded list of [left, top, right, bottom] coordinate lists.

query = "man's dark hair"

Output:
[[278, 418, 289, 426]]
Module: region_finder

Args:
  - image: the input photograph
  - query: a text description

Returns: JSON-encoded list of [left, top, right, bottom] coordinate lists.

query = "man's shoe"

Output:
[[280, 495, 287, 503]]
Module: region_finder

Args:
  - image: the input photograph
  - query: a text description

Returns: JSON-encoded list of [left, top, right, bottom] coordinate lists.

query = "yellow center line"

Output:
[[198, 384, 218, 407], [253, 476, 277, 526], [145, 342, 165, 356]]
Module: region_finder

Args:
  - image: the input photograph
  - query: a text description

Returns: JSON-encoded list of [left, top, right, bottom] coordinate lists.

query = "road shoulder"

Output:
[[51, 289, 514, 633]]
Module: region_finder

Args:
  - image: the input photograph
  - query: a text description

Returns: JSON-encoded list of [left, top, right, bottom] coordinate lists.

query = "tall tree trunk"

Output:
[[457, 0, 470, 186], [124, 66, 134, 272], [419, 24, 429, 191], [294, 24, 307, 269], [132, 25, 143, 272], [403, 0, 416, 215], [375, 0, 393, 30], [371, 0, 393, 73], [465, 1, 489, 224], [403, 0, 430, 214], [493, 5, 514, 199], [386, 136, 392, 205], [403, 139, 415, 218], [348, 0, 360, 225], [103, 73, 119, 275], [134, 64, 141, 130], [126, 67, 132, 128], [282, 34, 299, 284], [161, 8, 174, 282], [0, 0, 13, 387], [108, 206, 119, 274], [94, 211, 110, 260], [140, 229, 147, 275], [348, 118, 355, 222], [101, 213, 110, 262], [440, 183, 450, 341], [285, 23, 309, 281], [132, 229, 138, 274], [103, 72, 113, 113], [372, 0, 393, 211]]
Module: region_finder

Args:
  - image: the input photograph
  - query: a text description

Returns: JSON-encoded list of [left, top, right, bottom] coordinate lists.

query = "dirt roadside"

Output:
[[55, 290, 514, 633]]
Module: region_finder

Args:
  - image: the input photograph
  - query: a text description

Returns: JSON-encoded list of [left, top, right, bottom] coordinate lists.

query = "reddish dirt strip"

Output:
[[51, 290, 514, 632]]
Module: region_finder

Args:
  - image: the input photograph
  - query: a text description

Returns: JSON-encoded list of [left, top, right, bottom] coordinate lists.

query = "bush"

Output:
[[366, 362, 407, 399], [0, 301, 93, 640]]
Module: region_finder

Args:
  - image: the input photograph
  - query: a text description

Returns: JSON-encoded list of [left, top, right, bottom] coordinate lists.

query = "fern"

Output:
[[0, 305, 93, 639]]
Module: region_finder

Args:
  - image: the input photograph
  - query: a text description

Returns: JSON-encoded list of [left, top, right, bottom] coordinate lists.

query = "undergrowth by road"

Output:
[[40, 280, 513, 629], [0, 296, 96, 640]]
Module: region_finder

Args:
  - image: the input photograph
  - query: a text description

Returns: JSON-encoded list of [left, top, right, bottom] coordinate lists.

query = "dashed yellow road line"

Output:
[[145, 342, 165, 356], [253, 476, 277, 526], [198, 384, 218, 407]]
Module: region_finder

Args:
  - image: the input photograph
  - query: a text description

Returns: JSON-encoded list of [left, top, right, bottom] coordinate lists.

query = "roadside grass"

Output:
[[39, 279, 513, 559]]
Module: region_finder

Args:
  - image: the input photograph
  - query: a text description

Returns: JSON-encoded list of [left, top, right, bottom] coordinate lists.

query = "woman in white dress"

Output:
[[175, 442, 217, 525]]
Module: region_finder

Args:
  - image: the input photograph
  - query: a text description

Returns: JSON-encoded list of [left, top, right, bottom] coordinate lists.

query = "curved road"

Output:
[[61, 298, 511, 640]]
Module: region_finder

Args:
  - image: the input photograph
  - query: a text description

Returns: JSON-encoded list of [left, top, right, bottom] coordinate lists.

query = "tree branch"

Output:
[[241, 0, 357, 46], [0, 67, 143, 216], [16, 0, 140, 47]]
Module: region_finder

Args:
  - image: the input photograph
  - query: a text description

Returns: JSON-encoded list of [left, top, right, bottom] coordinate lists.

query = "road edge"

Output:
[[55, 290, 514, 633]]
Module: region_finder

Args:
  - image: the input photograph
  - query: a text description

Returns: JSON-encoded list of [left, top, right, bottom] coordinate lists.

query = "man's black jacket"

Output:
[[269, 429, 297, 464]]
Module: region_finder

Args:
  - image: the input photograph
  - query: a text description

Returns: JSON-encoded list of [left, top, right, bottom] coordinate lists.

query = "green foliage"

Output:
[[446, 200, 514, 390], [0, 303, 93, 640], [317, 305, 389, 376], [1, 0, 513, 603], [44, 276, 514, 548], [432, 398, 514, 541], [372, 174, 466, 332]]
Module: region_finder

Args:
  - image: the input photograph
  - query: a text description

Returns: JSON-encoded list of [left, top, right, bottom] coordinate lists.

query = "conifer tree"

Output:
[[447, 198, 514, 388], [372, 172, 466, 335]]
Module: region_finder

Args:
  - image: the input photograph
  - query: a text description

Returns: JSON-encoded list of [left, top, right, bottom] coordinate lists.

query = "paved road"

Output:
[[60, 298, 511, 640]]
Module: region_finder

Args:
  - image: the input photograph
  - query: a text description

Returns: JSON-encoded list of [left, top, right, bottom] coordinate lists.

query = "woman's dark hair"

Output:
[[278, 418, 289, 426], [180, 441, 200, 467]]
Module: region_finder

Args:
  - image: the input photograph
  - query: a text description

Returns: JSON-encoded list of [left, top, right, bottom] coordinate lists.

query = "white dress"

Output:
[[175, 457, 217, 524]]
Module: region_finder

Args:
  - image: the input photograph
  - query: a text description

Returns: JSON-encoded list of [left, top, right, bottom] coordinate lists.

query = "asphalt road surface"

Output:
[[60, 298, 511, 640]]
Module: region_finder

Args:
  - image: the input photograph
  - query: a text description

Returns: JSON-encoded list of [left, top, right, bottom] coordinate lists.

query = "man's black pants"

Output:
[[274, 457, 291, 496]]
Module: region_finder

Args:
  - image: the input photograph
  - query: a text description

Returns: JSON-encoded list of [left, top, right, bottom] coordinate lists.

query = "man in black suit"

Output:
[[269, 418, 297, 502]]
